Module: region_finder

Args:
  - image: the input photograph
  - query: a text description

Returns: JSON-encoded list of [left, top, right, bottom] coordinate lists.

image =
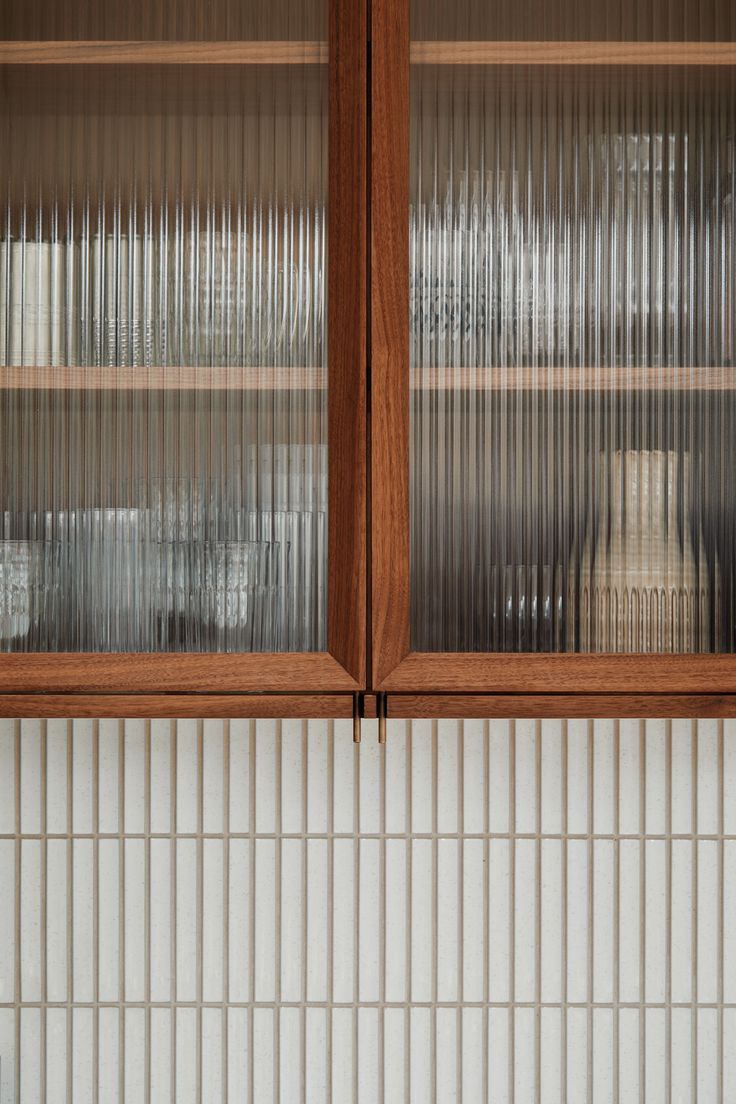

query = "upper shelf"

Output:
[[410, 41, 736, 65], [410, 365, 736, 391], [0, 40, 327, 64], [0, 365, 326, 390]]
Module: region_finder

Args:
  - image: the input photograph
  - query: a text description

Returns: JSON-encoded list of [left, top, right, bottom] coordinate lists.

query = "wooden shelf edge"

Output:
[[411, 365, 736, 391], [377, 652, 736, 694], [387, 692, 736, 718], [0, 41, 328, 65], [0, 653, 361, 694], [411, 40, 736, 65], [0, 365, 326, 390], [0, 692, 353, 718]]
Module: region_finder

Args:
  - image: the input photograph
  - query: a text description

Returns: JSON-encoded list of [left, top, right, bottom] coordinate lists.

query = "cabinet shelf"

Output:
[[0, 365, 326, 390], [410, 41, 736, 65], [410, 365, 736, 391], [0, 40, 328, 65]]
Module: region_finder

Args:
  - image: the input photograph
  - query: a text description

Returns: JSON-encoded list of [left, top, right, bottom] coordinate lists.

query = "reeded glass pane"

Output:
[[1, 2, 325, 41], [0, 8, 327, 652], [410, 0, 736, 653]]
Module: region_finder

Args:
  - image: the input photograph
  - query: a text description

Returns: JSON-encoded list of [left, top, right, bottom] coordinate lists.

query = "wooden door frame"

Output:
[[0, 0, 366, 697], [369, 0, 736, 698]]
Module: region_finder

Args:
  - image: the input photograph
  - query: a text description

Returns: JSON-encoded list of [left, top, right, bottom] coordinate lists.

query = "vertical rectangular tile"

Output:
[[20, 1007, 41, 1104], [175, 1008, 198, 1104], [176, 719, 199, 834], [123, 837, 145, 1003], [462, 1008, 484, 1103], [176, 838, 198, 1002], [488, 719, 510, 834], [411, 720, 433, 835], [437, 838, 459, 1002], [359, 737, 381, 835], [0, 719, 15, 835], [202, 839, 224, 1002], [384, 1007, 406, 1104], [644, 839, 666, 1003], [645, 720, 667, 835], [514, 720, 536, 834], [725, 840, 736, 1003], [150, 1008, 172, 1104], [410, 839, 433, 1003], [280, 1006, 302, 1103], [697, 840, 719, 1003], [202, 719, 225, 835], [149, 720, 172, 835], [72, 838, 94, 1003], [566, 840, 588, 1004], [228, 837, 250, 1003], [307, 720, 329, 835], [437, 720, 459, 833], [45, 1007, 67, 1104], [488, 1008, 510, 1104], [618, 719, 641, 835], [540, 1007, 562, 1104], [566, 720, 589, 836], [540, 719, 563, 835], [332, 725, 355, 835], [386, 721, 408, 835], [20, 839, 42, 1006], [359, 838, 380, 1002], [618, 840, 641, 1003], [254, 839, 276, 1001], [97, 1007, 119, 1104], [20, 719, 42, 834], [307, 838, 329, 1002], [229, 719, 251, 834], [462, 838, 485, 1003], [45, 839, 67, 1003], [357, 1008, 379, 1104], [436, 1008, 458, 1103], [514, 1006, 535, 1103], [385, 839, 407, 1003], [540, 839, 562, 1004], [671, 718, 694, 835], [97, 719, 119, 835], [670, 1008, 692, 1104], [123, 719, 146, 835], [72, 719, 94, 835], [0, 1009, 15, 1103], [566, 1007, 588, 1104], [724, 719, 736, 836], [149, 838, 171, 1002], [0, 840, 15, 1001], [255, 721, 277, 834], [592, 1009, 613, 1104], [71, 1007, 94, 1104], [97, 838, 120, 1002], [514, 839, 536, 1003], [488, 839, 511, 1003], [201, 1007, 224, 1104], [252, 1009, 274, 1104], [280, 719, 303, 835], [644, 1009, 666, 1104], [45, 719, 68, 835], [332, 839, 355, 1004], [593, 720, 615, 835], [618, 1009, 640, 1103], [671, 840, 693, 1003], [410, 1008, 432, 1104], [331, 1008, 354, 1104], [593, 840, 614, 1002], [305, 1008, 327, 1104], [227, 1007, 249, 1104], [280, 837, 304, 1003], [696, 719, 719, 835]]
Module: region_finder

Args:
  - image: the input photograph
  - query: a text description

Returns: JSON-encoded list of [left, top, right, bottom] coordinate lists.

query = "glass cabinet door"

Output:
[[0, 1, 365, 689], [373, 0, 736, 690]]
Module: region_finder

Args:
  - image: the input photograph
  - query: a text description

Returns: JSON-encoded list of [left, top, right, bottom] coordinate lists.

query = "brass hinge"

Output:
[[352, 692, 382, 743]]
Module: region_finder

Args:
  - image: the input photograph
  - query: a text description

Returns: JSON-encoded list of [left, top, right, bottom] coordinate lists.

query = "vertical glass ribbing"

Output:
[[1, 715, 735, 1102], [410, 1, 736, 653], [0, 8, 327, 652]]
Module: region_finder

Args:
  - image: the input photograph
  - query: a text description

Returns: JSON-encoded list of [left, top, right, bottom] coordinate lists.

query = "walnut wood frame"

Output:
[[0, 0, 366, 697], [369, 0, 736, 704]]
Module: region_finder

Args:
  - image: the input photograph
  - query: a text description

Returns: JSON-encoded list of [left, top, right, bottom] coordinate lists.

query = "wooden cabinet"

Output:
[[3, 0, 736, 719]]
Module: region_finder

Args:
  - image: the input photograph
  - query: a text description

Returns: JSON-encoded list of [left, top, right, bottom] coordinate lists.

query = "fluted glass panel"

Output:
[[0, 23, 327, 652], [410, 1, 736, 653], [1, 2, 325, 41]]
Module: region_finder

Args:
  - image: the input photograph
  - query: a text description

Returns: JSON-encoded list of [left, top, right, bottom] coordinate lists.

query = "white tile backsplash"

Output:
[[0, 717, 735, 1101]]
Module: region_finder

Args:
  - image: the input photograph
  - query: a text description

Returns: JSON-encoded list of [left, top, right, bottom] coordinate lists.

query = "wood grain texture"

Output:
[[410, 41, 736, 65], [387, 693, 736, 718], [411, 365, 736, 392], [378, 652, 736, 693], [0, 653, 360, 694], [0, 41, 328, 64], [0, 366, 325, 390], [0, 693, 354, 718], [327, 0, 367, 686], [371, 0, 412, 685]]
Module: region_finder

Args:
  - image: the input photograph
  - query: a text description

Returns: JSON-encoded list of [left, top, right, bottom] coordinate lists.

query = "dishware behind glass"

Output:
[[0, 540, 60, 650]]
